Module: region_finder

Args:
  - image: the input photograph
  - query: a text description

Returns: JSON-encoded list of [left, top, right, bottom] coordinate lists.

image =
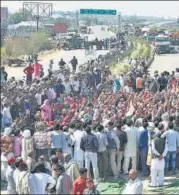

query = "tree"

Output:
[[27, 32, 53, 54], [4, 39, 14, 57], [8, 9, 33, 25], [8, 11, 26, 25], [3, 32, 53, 58]]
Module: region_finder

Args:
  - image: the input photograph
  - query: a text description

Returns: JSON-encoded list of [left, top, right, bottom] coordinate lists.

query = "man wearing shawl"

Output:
[[21, 129, 34, 162], [63, 153, 80, 183]]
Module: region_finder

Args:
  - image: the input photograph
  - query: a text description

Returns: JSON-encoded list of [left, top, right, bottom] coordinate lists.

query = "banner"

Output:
[[126, 100, 135, 116]]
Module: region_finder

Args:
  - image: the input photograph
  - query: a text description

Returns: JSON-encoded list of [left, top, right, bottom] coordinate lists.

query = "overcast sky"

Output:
[[1, 1, 179, 18]]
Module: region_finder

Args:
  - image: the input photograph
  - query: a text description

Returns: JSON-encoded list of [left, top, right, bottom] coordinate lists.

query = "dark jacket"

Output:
[[41, 94, 48, 104], [53, 84, 65, 94], [116, 130, 127, 151], [152, 137, 166, 159], [158, 76, 166, 86], [94, 71, 102, 86], [80, 133, 99, 153]]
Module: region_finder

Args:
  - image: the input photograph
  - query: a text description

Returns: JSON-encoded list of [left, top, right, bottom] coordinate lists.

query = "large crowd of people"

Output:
[[1, 48, 179, 194]]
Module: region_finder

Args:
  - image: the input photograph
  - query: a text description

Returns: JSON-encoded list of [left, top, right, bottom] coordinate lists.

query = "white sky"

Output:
[[1, 1, 179, 18]]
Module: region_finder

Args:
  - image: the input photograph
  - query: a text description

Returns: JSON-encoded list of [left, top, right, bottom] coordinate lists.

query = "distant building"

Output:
[[7, 21, 42, 37], [1, 7, 8, 20], [1, 7, 8, 27]]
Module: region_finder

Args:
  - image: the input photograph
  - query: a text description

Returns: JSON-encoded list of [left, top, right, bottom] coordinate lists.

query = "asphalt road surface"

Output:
[[6, 25, 114, 80], [87, 25, 116, 41], [150, 53, 179, 74]]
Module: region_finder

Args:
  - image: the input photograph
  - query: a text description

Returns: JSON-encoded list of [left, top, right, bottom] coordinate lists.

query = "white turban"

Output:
[[4, 127, 12, 136], [23, 129, 31, 139]]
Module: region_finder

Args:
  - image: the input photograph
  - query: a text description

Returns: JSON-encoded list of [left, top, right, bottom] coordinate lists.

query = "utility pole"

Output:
[[76, 10, 79, 30], [118, 13, 121, 32], [36, 16, 40, 31]]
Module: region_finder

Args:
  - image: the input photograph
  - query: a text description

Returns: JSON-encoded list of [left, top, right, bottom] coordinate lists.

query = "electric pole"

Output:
[[76, 10, 79, 30], [118, 13, 121, 32]]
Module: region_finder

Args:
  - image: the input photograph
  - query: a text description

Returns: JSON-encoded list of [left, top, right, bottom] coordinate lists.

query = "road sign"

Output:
[[80, 9, 116, 15]]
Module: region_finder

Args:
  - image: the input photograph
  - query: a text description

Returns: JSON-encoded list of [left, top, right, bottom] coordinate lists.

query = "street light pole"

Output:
[[36, 16, 40, 31], [118, 13, 121, 32], [76, 10, 79, 30]]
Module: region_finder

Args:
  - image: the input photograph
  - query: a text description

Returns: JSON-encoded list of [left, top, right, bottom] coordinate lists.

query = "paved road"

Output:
[[6, 25, 114, 80], [150, 53, 179, 74], [87, 25, 116, 41]]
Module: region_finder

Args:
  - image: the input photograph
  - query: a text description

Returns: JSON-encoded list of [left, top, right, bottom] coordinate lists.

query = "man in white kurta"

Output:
[[123, 120, 138, 174], [71, 126, 86, 169], [123, 169, 143, 194]]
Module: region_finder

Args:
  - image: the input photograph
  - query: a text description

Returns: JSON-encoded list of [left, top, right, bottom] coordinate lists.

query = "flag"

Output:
[[126, 100, 135, 117]]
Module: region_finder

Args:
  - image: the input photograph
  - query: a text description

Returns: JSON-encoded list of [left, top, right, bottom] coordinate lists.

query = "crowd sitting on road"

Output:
[[1, 50, 179, 194]]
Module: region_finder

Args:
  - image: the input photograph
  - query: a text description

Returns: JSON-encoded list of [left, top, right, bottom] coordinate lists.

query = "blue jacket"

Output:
[[138, 127, 148, 149], [53, 84, 65, 94]]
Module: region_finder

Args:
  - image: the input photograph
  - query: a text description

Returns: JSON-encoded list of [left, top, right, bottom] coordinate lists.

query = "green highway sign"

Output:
[[80, 9, 117, 15]]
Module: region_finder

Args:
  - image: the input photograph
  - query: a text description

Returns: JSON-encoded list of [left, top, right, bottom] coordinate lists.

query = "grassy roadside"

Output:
[[110, 36, 152, 76]]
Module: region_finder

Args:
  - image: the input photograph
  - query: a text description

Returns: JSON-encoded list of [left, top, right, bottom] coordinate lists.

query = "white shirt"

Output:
[[123, 177, 143, 194], [124, 126, 138, 157], [174, 72, 179, 79], [63, 82, 71, 94], [57, 73, 64, 82], [71, 81, 79, 92], [72, 130, 86, 161], [13, 169, 20, 191], [2, 107, 12, 119], [35, 93, 42, 106], [29, 172, 56, 194], [48, 88, 56, 100]]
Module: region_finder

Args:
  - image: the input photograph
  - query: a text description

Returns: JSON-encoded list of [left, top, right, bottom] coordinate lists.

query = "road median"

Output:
[[110, 36, 154, 76]]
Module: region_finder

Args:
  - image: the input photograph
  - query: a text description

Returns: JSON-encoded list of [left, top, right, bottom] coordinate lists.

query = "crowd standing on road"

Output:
[[1, 45, 179, 194]]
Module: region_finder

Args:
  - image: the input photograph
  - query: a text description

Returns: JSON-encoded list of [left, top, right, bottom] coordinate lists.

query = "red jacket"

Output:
[[73, 177, 87, 195], [24, 66, 34, 76]]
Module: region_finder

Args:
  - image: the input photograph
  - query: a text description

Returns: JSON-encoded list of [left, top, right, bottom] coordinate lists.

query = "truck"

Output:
[[154, 35, 171, 54], [54, 23, 68, 34], [143, 35, 155, 44], [43, 22, 68, 36]]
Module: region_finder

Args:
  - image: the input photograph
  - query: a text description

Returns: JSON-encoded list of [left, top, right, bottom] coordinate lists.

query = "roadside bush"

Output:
[[27, 32, 53, 54], [1, 47, 6, 64], [110, 36, 152, 75], [3, 39, 14, 57], [111, 63, 132, 75], [3, 32, 53, 59]]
